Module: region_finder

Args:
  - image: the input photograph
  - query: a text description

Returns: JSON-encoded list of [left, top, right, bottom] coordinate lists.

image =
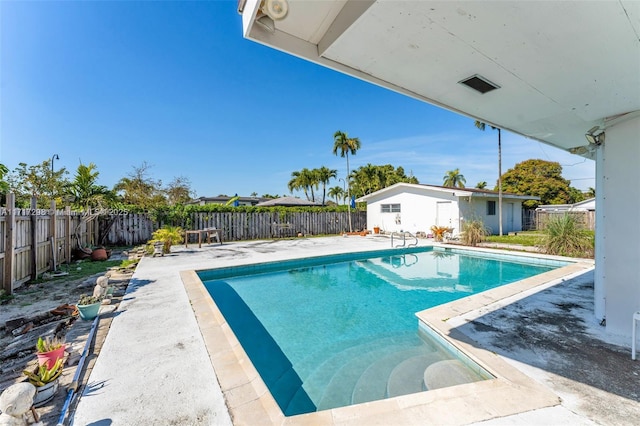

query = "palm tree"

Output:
[[67, 163, 114, 210], [475, 181, 487, 189], [316, 166, 337, 205], [288, 168, 318, 201], [328, 185, 344, 205], [442, 169, 466, 188], [475, 120, 503, 235], [587, 187, 596, 198], [333, 130, 361, 232], [288, 170, 308, 200]]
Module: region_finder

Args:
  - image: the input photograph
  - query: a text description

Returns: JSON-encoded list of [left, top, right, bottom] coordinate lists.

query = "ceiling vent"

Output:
[[459, 74, 500, 94]]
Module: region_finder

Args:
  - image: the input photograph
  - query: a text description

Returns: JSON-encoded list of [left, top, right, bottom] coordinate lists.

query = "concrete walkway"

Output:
[[70, 237, 639, 425]]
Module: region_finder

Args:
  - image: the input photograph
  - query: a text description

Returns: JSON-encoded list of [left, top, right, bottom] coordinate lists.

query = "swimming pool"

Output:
[[198, 247, 564, 416]]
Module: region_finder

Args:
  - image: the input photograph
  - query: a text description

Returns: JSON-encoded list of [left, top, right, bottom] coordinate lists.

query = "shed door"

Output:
[[436, 202, 452, 227], [506, 202, 515, 232]]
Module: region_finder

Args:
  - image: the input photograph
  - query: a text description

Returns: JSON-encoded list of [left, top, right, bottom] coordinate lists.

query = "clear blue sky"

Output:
[[1, 1, 594, 199]]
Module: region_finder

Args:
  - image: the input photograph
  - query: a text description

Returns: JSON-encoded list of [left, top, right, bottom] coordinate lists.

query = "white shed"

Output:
[[356, 183, 538, 236]]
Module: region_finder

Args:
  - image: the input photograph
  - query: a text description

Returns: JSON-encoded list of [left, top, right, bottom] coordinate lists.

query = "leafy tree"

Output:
[[8, 160, 69, 207], [114, 162, 166, 209], [66, 162, 116, 210], [586, 187, 596, 198], [442, 168, 466, 188], [328, 185, 345, 205], [349, 164, 418, 197], [475, 181, 487, 189], [261, 193, 279, 199], [316, 166, 337, 205], [165, 176, 194, 205], [0, 163, 9, 194], [501, 159, 583, 209]]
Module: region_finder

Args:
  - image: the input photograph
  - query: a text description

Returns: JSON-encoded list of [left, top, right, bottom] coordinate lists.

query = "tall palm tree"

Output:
[[333, 130, 361, 232], [475, 120, 503, 235], [316, 166, 337, 205], [328, 185, 344, 205], [442, 168, 466, 188]]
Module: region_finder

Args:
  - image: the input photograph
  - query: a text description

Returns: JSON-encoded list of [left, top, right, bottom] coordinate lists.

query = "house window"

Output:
[[487, 200, 496, 216], [381, 204, 401, 213]]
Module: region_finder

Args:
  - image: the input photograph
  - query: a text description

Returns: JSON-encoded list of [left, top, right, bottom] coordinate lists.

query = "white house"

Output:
[[356, 183, 537, 236], [536, 198, 595, 212]]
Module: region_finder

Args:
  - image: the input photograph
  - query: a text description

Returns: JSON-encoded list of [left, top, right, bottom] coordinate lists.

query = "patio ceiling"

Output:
[[242, 0, 640, 156]]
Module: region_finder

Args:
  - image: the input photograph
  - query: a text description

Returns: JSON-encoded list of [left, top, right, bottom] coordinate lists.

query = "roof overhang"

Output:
[[241, 0, 640, 159], [356, 182, 539, 202]]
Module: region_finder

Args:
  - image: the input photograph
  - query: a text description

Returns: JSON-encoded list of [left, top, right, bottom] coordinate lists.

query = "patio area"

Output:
[[70, 236, 639, 425]]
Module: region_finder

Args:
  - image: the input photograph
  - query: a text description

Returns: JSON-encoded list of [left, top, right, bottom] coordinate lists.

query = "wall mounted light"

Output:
[[585, 126, 605, 146]]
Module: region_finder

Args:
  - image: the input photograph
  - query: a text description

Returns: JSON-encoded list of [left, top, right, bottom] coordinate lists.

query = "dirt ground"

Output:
[[0, 248, 143, 424]]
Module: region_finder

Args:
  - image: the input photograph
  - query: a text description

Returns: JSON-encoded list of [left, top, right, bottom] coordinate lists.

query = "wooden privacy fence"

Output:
[[1, 197, 366, 294], [535, 210, 595, 231]]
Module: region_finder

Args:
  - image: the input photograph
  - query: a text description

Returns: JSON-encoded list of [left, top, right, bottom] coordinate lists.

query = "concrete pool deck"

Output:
[[70, 236, 640, 425]]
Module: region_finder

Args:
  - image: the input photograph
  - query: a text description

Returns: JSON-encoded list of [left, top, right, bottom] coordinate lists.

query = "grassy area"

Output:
[[485, 231, 544, 247], [31, 259, 129, 285]]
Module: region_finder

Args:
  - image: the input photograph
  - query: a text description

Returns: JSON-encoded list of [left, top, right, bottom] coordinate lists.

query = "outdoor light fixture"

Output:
[[585, 126, 605, 146], [261, 0, 288, 20], [51, 154, 59, 175], [256, 14, 276, 33]]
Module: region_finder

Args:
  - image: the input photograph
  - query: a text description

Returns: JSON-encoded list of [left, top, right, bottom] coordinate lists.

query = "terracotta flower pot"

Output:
[[36, 346, 66, 369], [91, 248, 108, 261]]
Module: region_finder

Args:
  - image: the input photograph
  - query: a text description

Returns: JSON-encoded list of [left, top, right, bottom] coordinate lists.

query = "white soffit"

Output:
[[245, 0, 640, 151]]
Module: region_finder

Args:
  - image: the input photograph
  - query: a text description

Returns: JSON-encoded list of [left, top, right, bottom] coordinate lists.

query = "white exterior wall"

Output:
[[600, 116, 640, 337], [460, 197, 524, 235], [365, 187, 459, 234]]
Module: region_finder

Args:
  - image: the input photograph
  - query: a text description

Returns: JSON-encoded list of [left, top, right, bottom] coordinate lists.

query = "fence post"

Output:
[[3, 194, 15, 295], [50, 200, 57, 271], [65, 206, 71, 264], [30, 196, 38, 281]]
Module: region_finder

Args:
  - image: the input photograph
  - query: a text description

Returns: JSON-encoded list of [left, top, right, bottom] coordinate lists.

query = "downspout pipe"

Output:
[[57, 315, 100, 426]]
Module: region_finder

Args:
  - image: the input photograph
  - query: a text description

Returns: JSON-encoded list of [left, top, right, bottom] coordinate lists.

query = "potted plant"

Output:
[[23, 358, 63, 407], [76, 295, 102, 320], [35, 336, 66, 369], [373, 225, 380, 234], [148, 225, 183, 254]]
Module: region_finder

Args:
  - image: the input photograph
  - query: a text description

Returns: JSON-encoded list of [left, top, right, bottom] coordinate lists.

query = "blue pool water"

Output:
[[199, 247, 562, 416]]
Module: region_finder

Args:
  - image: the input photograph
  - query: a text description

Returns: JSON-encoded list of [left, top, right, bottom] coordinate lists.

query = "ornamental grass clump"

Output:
[[541, 213, 593, 257], [461, 219, 489, 247]]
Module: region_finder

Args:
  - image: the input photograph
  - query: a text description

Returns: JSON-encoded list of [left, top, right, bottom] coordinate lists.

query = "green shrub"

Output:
[[149, 225, 183, 254], [541, 214, 593, 257], [461, 219, 489, 246]]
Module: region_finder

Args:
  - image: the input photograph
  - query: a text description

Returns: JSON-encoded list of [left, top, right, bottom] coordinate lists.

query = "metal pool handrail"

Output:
[[390, 231, 418, 248]]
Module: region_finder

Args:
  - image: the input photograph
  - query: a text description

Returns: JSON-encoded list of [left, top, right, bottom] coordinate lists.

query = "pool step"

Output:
[[423, 359, 485, 390], [314, 343, 442, 410], [351, 348, 443, 404], [301, 333, 430, 406], [386, 354, 437, 397]]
